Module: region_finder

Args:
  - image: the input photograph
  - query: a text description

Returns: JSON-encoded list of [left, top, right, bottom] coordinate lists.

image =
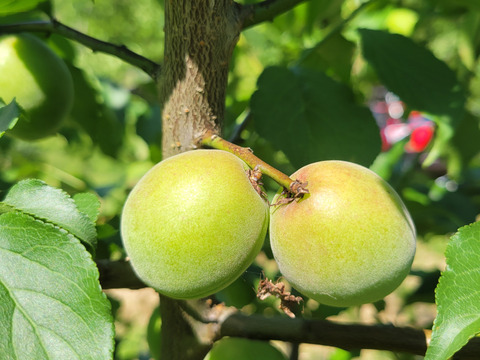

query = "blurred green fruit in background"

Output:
[[0, 33, 73, 140]]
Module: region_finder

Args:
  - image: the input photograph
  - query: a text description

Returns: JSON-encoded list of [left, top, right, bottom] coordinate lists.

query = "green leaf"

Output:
[[0, 99, 20, 138], [0, 0, 48, 15], [73, 192, 101, 224], [449, 113, 480, 173], [1, 179, 97, 250], [424, 221, 480, 360], [251, 66, 380, 168], [67, 65, 124, 157], [0, 10, 49, 25], [0, 211, 114, 360], [359, 29, 466, 166], [298, 33, 355, 84]]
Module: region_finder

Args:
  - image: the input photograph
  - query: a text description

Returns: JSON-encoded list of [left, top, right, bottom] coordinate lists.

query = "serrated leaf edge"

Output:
[[2, 179, 98, 251]]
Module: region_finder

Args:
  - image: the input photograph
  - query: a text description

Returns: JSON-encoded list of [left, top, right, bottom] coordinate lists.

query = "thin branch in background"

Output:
[[228, 111, 253, 143], [0, 19, 162, 80], [240, 0, 308, 30]]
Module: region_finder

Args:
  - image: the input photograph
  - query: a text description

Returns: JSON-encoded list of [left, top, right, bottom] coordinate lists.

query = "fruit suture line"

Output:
[[199, 130, 309, 201]]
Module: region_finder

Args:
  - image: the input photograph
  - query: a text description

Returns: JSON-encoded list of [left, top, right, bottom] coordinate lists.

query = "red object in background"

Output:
[[381, 121, 410, 151], [380, 128, 389, 152], [406, 124, 435, 153]]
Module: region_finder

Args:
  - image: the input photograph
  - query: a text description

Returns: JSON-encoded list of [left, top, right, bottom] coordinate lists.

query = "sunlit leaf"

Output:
[[0, 211, 114, 360], [425, 221, 480, 360], [2, 179, 97, 250]]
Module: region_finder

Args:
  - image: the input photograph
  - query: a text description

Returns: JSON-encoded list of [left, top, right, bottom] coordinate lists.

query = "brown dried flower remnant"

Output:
[[257, 277, 303, 318], [271, 180, 309, 207], [247, 165, 267, 200]]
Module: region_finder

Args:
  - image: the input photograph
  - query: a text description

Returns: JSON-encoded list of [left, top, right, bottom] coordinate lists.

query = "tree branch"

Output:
[[220, 313, 480, 359], [0, 19, 161, 80], [240, 0, 308, 30], [96, 259, 480, 358]]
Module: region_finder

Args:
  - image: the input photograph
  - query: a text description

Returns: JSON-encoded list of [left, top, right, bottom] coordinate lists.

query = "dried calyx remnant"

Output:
[[257, 277, 303, 318], [247, 165, 267, 200], [273, 179, 309, 206]]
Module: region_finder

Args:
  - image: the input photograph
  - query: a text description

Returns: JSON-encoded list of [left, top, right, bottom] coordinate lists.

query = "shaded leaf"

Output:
[[0, 211, 114, 360], [0, 99, 20, 138], [2, 179, 97, 250], [67, 65, 124, 157], [359, 29, 466, 166], [136, 103, 162, 145], [359, 29, 464, 117], [425, 221, 480, 360], [298, 33, 355, 84], [251, 66, 380, 168], [449, 113, 480, 172]]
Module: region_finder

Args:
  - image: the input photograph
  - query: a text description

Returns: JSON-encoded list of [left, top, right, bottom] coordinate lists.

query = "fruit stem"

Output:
[[199, 130, 308, 197]]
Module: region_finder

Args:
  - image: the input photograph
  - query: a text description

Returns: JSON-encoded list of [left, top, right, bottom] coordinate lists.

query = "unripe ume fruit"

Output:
[[121, 149, 269, 299], [270, 160, 416, 307], [0, 33, 74, 140]]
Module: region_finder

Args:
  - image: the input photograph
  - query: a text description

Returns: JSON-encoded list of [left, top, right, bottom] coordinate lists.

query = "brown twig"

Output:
[[0, 19, 161, 80]]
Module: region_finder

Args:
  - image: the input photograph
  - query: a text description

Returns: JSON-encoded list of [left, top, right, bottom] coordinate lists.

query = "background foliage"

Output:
[[1, 0, 480, 359]]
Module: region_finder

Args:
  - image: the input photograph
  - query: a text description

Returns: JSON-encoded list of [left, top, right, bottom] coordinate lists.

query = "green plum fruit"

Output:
[[270, 160, 416, 307], [121, 149, 269, 299], [204, 337, 287, 360], [0, 33, 74, 140]]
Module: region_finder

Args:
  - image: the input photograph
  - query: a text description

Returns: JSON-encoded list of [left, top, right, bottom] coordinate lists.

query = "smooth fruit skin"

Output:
[[204, 337, 287, 360], [121, 150, 269, 299], [270, 160, 416, 307], [0, 34, 74, 140]]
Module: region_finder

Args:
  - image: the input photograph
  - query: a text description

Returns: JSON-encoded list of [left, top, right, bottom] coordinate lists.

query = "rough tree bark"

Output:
[[160, 0, 241, 158]]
